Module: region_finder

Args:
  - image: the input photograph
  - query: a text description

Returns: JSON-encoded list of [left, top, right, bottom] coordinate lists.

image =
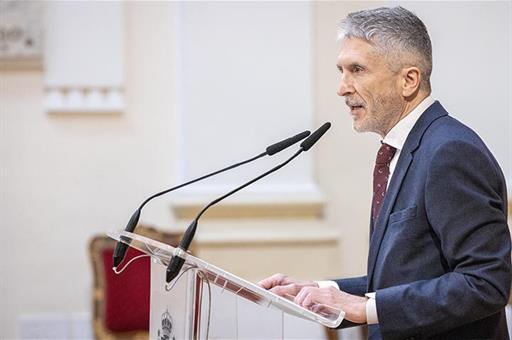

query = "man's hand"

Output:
[[294, 286, 368, 324], [258, 273, 318, 298]]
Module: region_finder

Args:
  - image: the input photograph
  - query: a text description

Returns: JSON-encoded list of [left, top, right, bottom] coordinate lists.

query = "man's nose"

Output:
[[337, 74, 355, 97]]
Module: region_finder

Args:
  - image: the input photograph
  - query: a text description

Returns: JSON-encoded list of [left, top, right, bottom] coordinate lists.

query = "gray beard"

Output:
[[354, 93, 403, 137]]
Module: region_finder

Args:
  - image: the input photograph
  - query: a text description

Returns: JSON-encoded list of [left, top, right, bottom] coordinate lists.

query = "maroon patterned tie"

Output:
[[372, 143, 397, 228]]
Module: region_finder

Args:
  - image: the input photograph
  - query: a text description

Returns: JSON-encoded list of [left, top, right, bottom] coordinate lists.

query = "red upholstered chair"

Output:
[[89, 226, 183, 340]]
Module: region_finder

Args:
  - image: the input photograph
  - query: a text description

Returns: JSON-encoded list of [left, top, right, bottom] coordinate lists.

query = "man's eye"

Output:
[[353, 66, 364, 73]]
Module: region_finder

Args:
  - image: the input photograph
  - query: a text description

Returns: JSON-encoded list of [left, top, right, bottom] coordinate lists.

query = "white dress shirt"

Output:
[[317, 95, 435, 325]]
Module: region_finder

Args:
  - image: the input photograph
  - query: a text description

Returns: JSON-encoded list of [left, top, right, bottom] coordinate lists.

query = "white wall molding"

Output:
[[172, 1, 321, 207], [193, 220, 339, 244], [44, 86, 124, 114], [43, 2, 124, 114], [171, 186, 326, 220], [191, 220, 340, 281]]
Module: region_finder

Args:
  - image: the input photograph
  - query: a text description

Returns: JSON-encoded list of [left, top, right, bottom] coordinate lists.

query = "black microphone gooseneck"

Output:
[[165, 122, 331, 283], [113, 130, 311, 268]]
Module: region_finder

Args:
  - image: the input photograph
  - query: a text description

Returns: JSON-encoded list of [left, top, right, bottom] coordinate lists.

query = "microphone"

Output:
[[166, 122, 331, 283], [113, 130, 311, 269], [300, 122, 331, 151]]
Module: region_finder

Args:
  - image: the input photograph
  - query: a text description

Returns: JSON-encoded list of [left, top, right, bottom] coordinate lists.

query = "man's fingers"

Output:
[[269, 283, 300, 297], [296, 287, 320, 309], [295, 287, 337, 310], [258, 273, 287, 289], [257, 278, 273, 289], [294, 286, 315, 306], [302, 292, 317, 309], [269, 283, 293, 297]]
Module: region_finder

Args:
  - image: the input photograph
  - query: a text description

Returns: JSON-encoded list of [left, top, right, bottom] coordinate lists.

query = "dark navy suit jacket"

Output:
[[336, 102, 511, 339]]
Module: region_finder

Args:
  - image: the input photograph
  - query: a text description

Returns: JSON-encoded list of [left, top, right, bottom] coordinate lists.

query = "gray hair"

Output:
[[339, 7, 432, 92]]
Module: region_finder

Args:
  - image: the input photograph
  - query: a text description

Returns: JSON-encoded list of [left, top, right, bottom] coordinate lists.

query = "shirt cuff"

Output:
[[316, 280, 340, 289], [365, 292, 379, 324]]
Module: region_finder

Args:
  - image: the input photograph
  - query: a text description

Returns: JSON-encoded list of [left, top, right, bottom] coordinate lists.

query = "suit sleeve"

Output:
[[375, 141, 511, 339], [335, 275, 368, 296]]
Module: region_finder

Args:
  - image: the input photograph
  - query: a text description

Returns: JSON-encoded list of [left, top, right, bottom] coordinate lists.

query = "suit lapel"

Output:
[[366, 101, 448, 290]]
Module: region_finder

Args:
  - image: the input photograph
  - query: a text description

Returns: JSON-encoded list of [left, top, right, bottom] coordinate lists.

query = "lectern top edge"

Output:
[[107, 230, 345, 328]]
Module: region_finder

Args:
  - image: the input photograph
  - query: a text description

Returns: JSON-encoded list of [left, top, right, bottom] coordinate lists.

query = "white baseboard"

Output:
[[17, 312, 92, 339]]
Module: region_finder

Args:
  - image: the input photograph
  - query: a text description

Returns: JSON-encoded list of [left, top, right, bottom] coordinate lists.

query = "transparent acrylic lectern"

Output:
[[109, 230, 344, 339]]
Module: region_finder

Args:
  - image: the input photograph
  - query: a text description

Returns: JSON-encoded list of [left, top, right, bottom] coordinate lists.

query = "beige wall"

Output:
[[0, 1, 510, 338], [0, 3, 179, 336]]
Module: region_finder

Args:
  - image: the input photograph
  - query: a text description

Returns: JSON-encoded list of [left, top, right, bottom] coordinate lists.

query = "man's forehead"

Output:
[[337, 37, 378, 64]]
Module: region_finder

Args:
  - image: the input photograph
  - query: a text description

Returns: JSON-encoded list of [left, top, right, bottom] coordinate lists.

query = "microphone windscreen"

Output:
[[125, 209, 141, 232], [300, 122, 331, 151], [266, 130, 311, 155]]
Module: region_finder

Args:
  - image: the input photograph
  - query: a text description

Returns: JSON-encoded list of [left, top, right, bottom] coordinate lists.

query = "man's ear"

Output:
[[401, 66, 421, 97]]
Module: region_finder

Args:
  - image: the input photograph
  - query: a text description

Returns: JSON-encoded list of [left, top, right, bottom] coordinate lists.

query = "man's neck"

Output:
[[381, 91, 430, 138], [401, 92, 430, 120]]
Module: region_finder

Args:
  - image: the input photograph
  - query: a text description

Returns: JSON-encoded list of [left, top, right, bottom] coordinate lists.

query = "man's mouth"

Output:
[[347, 103, 365, 114]]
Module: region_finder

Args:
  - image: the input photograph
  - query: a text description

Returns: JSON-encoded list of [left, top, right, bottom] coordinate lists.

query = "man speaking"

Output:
[[259, 7, 511, 340]]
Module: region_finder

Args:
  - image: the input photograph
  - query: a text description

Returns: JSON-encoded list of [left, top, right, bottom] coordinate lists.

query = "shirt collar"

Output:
[[382, 95, 435, 151]]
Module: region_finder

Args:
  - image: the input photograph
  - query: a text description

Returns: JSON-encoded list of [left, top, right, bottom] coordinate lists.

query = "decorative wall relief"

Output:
[[0, 1, 44, 69]]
